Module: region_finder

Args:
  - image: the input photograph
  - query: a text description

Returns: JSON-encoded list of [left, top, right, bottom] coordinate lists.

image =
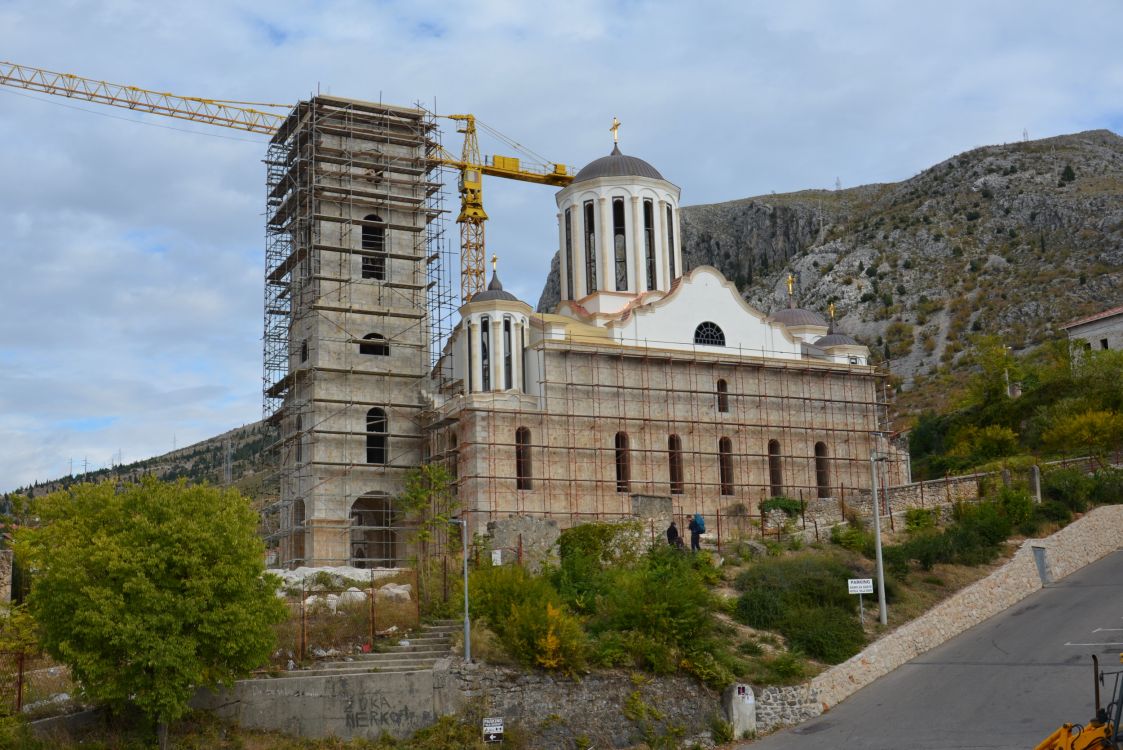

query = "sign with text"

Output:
[[483, 716, 504, 743], [848, 578, 874, 595], [491, 549, 503, 566]]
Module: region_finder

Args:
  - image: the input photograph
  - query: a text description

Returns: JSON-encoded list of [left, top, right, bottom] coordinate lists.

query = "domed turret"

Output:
[[553, 119, 682, 312], [471, 268, 519, 303], [767, 274, 828, 343]]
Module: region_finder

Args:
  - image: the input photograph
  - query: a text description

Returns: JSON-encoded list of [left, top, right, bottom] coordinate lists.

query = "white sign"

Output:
[[848, 578, 874, 595], [491, 549, 503, 566], [482, 716, 504, 743]]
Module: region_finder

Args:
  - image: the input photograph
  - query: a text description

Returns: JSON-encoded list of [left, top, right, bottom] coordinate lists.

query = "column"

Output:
[[657, 199, 669, 288], [630, 196, 643, 292], [598, 196, 612, 293], [651, 197, 664, 291], [491, 317, 503, 391], [511, 319, 523, 393], [469, 319, 483, 394], [672, 203, 683, 281], [575, 201, 589, 297]]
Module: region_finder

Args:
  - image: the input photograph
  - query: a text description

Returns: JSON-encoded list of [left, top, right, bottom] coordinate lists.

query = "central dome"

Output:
[[572, 144, 664, 183]]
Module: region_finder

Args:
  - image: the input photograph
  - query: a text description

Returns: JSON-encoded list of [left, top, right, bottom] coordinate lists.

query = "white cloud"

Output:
[[1, 0, 1122, 489]]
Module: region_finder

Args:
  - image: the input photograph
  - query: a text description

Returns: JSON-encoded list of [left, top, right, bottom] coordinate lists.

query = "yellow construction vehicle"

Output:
[[1035, 655, 1123, 749]]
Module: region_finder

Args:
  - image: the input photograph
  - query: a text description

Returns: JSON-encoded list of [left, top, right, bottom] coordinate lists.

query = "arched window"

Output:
[[366, 407, 388, 464], [694, 321, 726, 347], [716, 379, 729, 413], [767, 439, 783, 498], [583, 200, 598, 292], [359, 332, 389, 356], [719, 437, 734, 496], [503, 317, 513, 390], [643, 199, 656, 291], [668, 434, 684, 495], [361, 214, 386, 280], [300, 339, 308, 362], [351, 493, 396, 567], [480, 316, 491, 391], [295, 415, 303, 464], [564, 208, 575, 299], [666, 204, 677, 279], [291, 498, 306, 564], [516, 427, 532, 490], [615, 432, 630, 493], [815, 442, 831, 499], [612, 197, 628, 291]]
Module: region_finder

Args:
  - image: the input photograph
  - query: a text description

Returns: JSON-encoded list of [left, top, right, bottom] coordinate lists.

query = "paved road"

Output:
[[740, 548, 1123, 750]]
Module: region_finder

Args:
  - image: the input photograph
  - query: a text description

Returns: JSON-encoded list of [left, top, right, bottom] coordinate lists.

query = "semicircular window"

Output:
[[694, 321, 726, 347]]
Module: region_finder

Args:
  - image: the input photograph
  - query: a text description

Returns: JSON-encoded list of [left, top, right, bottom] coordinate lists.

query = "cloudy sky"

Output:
[[1, 0, 1121, 491]]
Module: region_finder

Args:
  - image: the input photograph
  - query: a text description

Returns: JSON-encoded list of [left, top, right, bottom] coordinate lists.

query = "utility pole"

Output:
[[869, 448, 888, 626]]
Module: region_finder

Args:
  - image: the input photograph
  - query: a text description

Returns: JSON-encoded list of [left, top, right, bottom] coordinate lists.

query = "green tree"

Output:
[[1042, 409, 1123, 465], [397, 464, 458, 612], [14, 479, 286, 737]]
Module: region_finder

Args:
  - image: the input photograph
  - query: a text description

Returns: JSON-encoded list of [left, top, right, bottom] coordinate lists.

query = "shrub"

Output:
[[1035, 500, 1073, 525], [1091, 468, 1123, 505], [761, 496, 802, 518], [779, 606, 866, 664], [1043, 468, 1093, 513], [905, 508, 936, 532], [830, 523, 874, 557], [995, 486, 1034, 527], [903, 531, 953, 571], [734, 587, 785, 629]]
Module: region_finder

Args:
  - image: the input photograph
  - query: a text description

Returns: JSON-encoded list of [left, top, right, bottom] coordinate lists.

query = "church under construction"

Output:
[[262, 98, 905, 568]]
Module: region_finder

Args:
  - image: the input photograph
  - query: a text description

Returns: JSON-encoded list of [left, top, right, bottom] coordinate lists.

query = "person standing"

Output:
[[687, 513, 705, 552], [666, 520, 680, 547]]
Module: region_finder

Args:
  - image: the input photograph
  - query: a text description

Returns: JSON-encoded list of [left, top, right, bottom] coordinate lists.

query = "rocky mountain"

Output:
[[537, 129, 1123, 387], [4, 421, 277, 504]]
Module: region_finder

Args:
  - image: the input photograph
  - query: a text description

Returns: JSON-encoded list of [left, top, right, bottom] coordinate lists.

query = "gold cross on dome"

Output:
[[829, 302, 836, 320], [491, 254, 498, 273], [786, 273, 795, 296], [610, 116, 621, 144]]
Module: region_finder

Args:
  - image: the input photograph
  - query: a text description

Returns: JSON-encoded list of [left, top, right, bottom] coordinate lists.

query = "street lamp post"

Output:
[[450, 517, 471, 662], [869, 450, 888, 625]]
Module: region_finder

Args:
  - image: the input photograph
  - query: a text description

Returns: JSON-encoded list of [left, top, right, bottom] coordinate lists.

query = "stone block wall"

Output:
[[449, 663, 719, 749]]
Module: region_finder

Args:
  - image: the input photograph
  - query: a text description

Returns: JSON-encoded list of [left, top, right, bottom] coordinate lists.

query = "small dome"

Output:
[[815, 332, 860, 347], [769, 307, 828, 327], [471, 271, 519, 303], [572, 144, 664, 183]]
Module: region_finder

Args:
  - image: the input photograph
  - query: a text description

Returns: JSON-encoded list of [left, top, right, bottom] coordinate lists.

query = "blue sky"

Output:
[[1, 0, 1122, 491]]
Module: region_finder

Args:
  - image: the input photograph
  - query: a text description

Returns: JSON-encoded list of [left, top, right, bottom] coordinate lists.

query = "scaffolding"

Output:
[[261, 95, 450, 568], [423, 332, 902, 540]]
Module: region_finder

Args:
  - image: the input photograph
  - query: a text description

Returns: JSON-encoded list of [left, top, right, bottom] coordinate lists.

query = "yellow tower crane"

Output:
[[0, 61, 573, 301]]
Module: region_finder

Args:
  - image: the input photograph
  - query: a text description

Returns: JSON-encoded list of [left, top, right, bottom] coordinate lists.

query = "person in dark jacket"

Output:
[[666, 520, 680, 547], [687, 513, 704, 552]]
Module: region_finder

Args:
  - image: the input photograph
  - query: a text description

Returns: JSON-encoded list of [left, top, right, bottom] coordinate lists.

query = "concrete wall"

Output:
[[193, 661, 462, 740]]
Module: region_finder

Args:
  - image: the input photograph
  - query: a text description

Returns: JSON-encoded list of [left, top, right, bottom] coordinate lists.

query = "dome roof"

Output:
[[471, 270, 520, 303], [815, 332, 860, 347], [769, 307, 828, 327], [572, 144, 664, 183]]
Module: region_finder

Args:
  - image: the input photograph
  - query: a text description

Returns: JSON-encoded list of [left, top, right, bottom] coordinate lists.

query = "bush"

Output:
[[780, 606, 866, 664], [1035, 500, 1073, 525], [734, 587, 785, 629], [1043, 468, 1093, 513], [761, 497, 802, 518], [996, 486, 1034, 527], [1091, 468, 1123, 505], [470, 564, 588, 675], [830, 523, 874, 557], [905, 508, 936, 533], [903, 531, 954, 571]]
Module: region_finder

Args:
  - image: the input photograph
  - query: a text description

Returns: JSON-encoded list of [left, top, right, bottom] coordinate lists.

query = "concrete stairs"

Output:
[[296, 619, 460, 677]]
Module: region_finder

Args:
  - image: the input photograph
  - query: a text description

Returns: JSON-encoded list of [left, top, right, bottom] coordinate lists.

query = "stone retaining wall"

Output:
[[449, 663, 718, 749], [809, 503, 1123, 711]]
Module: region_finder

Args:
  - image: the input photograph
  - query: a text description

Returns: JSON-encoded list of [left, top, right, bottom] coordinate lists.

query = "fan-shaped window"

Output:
[[716, 379, 729, 413], [815, 442, 831, 499], [668, 434, 684, 495], [694, 321, 725, 347], [516, 427, 532, 490], [361, 214, 386, 280], [767, 439, 783, 498], [615, 432, 630, 493], [719, 437, 734, 496], [359, 332, 389, 356], [366, 407, 388, 464]]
